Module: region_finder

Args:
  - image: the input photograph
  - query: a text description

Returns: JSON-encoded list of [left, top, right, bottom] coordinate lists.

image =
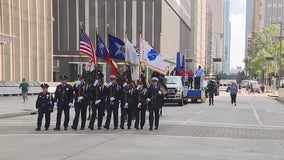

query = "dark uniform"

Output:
[[35, 84, 54, 131], [207, 80, 216, 106], [134, 83, 147, 130], [119, 81, 128, 129], [88, 79, 106, 130], [72, 79, 90, 130], [54, 75, 73, 130], [147, 79, 164, 130], [104, 77, 121, 129], [121, 83, 136, 129]]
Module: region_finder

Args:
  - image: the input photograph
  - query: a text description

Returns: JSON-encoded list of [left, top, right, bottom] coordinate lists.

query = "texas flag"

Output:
[[96, 34, 118, 75]]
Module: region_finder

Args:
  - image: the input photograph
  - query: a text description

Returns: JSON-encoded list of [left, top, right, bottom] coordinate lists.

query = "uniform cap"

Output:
[[40, 83, 49, 88], [151, 77, 159, 81], [110, 75, 116, 79], [60, 75, 68, 80], [97, 71, 104, 78]]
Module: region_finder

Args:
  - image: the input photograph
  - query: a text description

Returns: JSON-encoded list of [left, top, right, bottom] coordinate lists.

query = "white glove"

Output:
[[136, 85, 141, 90], [76, 81, 81, 87], [124, 102, 128, 109], [146, 98, 151, 102], [107, 82, 112, 87], [95, 99, 101, 105], [123, 82, 127, 87], [158, 91, 162, 95], [93, 80, 98, 87], [137, 103, 142, 108], [53, 102, 57, 107], [68, 103, 74, 107], [77, 96, 84, 102], [110, 97, 115, 101]]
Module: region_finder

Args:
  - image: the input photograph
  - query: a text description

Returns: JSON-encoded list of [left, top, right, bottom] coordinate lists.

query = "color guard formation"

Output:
[[35, 71, 165, 132]]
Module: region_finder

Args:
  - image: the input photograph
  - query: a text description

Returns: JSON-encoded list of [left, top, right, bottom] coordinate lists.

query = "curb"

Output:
[[0, 111, 38, 119]]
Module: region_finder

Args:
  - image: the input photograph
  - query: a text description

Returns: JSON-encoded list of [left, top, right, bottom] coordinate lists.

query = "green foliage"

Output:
[[246, 24, 283, 78]]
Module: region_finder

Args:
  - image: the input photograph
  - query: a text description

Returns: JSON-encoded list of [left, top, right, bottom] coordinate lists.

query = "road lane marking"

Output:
[[183, 109, 206, 124], [248, 99, 264, 126]]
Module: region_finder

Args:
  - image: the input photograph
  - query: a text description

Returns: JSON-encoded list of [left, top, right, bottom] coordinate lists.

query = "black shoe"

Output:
[[154, 127, 158, 130], [149, 127, 153, 131], [120, 126, 124, 129], [80, 127, 85, 130], [209, 103, 211, 106], [235, 103, 236, 106], [114, 127, 118, 130], [212, 103, 214, 106], [98, 127, 101, 130], [53, 127, 60, 131], [128, 126, 131, 129], [140, 127, 143, 130], [103, 125, 109, 130], [135, 126, 139, 130], [71, 126, 77, 130], [64, 127, 68, 131], [88, 126, 94, 130], [35, 128, 41, 131], [45, 128, 48, 131]]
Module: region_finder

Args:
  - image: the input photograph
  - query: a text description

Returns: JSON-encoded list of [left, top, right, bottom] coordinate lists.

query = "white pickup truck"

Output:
[[164, 76, 188, 106]]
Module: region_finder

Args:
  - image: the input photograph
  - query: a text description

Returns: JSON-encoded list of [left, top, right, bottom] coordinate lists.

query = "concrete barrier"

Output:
[[278, 88, 284, 101]]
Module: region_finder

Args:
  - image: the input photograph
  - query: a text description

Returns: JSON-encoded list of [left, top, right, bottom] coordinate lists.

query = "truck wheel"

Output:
[[183, 97, 188, 104], [178, 96, 184, 106]]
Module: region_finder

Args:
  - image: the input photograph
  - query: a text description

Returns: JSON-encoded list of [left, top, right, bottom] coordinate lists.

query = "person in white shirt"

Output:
[[194, 66, 204, 89]]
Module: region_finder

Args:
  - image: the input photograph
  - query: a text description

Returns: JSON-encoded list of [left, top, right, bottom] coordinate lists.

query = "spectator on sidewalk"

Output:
[[19, 78, 29, 103]]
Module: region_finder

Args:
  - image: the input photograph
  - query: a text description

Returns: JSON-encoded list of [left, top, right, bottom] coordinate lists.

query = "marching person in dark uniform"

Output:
[[88, 72, 106, 130], [207, 80, 216, 106], [104, 75, 121, 130], [134, 80, 147, 130], [121, 81, 136, 129], [54, 75, 73, 131], [119, 77, 129, 129], [71, 76, 90, 130], [147, 77, 164, 130], [35, 83, 54, 131]]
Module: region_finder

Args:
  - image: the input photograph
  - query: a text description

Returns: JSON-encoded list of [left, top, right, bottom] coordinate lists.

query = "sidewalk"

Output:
[[0, 95, 38, 119]]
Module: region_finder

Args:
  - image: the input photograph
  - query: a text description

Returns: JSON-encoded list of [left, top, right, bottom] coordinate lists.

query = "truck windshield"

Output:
[[166, 77, 180, 85]]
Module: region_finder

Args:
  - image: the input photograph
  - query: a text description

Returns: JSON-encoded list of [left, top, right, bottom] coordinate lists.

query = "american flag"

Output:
[[80, 30, 96, 64]]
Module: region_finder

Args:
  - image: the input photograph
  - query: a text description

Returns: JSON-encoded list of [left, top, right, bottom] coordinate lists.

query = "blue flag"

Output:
[[108, 34, 125, 61], [96, 34, 109, 61], [176, 52, 181, 72]]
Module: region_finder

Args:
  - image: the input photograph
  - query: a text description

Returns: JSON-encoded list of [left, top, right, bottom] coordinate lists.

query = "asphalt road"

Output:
[[1, 92, 284, 160]]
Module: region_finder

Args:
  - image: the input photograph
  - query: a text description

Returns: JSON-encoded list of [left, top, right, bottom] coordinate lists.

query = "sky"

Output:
[[230, 0, 246, 69]]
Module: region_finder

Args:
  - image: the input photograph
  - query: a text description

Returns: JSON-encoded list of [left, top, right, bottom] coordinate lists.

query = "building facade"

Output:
[[223, 0, 231, 75], [53, 0, 192, 81], [205, 3, 213, 73], [207, 0, 224, 74], [190, 0, 207, 70], [261, 0, 284, 28], [0, 0, 53, 81]]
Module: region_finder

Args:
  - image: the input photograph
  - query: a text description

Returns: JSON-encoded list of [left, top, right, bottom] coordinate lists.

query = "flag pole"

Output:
[[79, 22, 85, 76], [95, 27, 98, 80]]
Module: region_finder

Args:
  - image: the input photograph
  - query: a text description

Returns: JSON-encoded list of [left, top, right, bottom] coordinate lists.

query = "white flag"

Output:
[[140, 37, 168, 75], [125, 38, 140, 65], [130, 65, 140, 81]]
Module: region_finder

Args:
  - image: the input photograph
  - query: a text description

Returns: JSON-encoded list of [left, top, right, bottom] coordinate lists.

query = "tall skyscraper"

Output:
[[223, 0, 231, 75], [207, 0, 224, 74], [0, 0, 53, 81], [190, 0, 207, 69], [205, 3, 213, 73]]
